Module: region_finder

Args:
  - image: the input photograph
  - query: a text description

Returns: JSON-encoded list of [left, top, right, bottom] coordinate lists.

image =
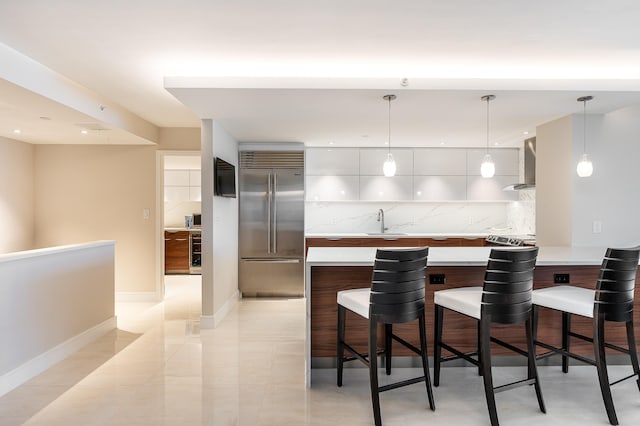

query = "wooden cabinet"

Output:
[[164, 230, 190, 273], [305, 236, 486, 254]]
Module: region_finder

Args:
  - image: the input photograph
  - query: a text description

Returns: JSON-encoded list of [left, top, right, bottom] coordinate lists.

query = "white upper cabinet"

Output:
[[305, 148, 359, 175], [164, 170, 190, 186], [359, 149, 413, 176], [466, 148, 519, 176], [413, 176, 467, 201], [414, 149, 466, 176], [360, 176, 413, 201], [306, 176, 359, 201], [467, 175, 519, 201], [304, 147, 520, 202]]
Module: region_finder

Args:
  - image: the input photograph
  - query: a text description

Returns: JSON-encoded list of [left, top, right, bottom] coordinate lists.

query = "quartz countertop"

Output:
[[305, 246, 611, 267], [305, 232, 489, 239], [164, 227, 202, 232]]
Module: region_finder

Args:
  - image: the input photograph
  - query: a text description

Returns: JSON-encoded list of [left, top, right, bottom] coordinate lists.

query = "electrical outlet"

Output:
[[554, 273, 570, 284], [429, 274, 446, 285], [592, 220, 602, 234], [143, 208, 150, 220]]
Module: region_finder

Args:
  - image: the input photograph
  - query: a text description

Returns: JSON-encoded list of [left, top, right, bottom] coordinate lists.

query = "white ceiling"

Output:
[[1, 1, 640, 147]]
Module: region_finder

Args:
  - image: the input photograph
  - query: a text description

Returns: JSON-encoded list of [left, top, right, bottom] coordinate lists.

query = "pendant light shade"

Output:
[[382, 94, 397, 177], [481, 95, 496, 178], [576, 153, 593, 177], [383, 152, 396, 177], [576, 96, 594, 177], [481, 154, 496, 178]]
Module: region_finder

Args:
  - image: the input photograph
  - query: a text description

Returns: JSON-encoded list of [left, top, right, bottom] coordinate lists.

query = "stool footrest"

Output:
[[490, 336, 528, 357], [439, 342, 479, 366], [534, 340, 597, 366], [379, 376, 426, 393], [494, 378, 536, 393], [391, 333, 421, 355]]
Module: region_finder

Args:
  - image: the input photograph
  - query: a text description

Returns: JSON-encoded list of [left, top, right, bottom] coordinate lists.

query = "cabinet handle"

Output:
[[176, 238, 188, 241]]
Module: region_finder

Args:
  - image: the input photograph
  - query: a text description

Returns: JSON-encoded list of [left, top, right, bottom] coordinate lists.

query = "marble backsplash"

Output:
[[305, 197, 535, 235]]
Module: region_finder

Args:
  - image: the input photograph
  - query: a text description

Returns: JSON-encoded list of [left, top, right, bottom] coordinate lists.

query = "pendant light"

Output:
[[480, 95, 496, 178], [382, 94, 397, 177], [576, 95, 594, 177]]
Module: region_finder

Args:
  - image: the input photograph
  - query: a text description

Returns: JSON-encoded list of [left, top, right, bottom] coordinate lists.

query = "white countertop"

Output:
[[305, 246, 610, 267], [165, 227, 202, 232], [305, 232, 489, 239]]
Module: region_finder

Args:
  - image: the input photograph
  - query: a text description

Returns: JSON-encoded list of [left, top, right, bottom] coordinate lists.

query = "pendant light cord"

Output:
[[388, 96, 392, 155], [486, 97, 490, 153], [582, 98, 587, 154]]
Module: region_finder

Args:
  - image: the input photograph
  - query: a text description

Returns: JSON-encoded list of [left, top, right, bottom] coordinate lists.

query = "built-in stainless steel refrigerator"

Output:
[[238, 150, 304, 297]]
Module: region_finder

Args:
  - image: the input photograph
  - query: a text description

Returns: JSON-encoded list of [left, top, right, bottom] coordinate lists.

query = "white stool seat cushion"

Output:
[[434, 287, 482, 320], [532, 285, 595, 318], [337, 288, 371, 319]]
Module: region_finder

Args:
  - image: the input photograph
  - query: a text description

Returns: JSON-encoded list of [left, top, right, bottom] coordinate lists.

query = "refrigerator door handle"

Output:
[[241, 258, 300, 264], [267, 172, 272, 253], [273, 171, 277, 254]]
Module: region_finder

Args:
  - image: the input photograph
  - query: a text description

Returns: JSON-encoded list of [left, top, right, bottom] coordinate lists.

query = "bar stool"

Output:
[[337, 247, 435, 426], [532, 247, 640, 425], [433, 247, 545, 426]]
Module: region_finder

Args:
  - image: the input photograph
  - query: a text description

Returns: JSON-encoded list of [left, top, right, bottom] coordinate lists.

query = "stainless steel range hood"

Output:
[[504, 137, 536, 191]]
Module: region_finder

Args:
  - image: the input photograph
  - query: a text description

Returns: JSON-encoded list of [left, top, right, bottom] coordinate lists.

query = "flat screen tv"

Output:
[[214, 157, 236, 198]]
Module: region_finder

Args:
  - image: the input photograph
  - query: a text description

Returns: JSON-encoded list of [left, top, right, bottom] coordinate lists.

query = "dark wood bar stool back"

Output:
[[337, 247, 435, 426], [532, 247, 640, 425], [434, 247, 545, 426]]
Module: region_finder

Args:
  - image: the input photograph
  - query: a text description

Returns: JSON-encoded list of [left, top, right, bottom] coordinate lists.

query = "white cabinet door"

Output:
[[413, 176, 467, 200], [189, 170, 201, 186], [164, 170, 190, 186], [360, 176, 413, 201], [466, 149, 519, 176], [414, 148, 466, 175], [467, 175, 519, 201], [359, 149, 413, 176], [164, 187, 190, 202], [306, 176, 359, 201], [305, 148, 359, 175]]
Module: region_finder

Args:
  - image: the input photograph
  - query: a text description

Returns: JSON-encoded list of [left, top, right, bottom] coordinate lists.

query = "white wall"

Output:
[[537, 104, 640, 248], [572, 105, 640, 247], [200, 120, 239, 328], [0, 137, 35, 253]]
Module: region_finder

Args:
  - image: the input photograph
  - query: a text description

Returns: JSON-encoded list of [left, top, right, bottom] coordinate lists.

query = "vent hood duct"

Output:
[[504, 137, 536, 191]]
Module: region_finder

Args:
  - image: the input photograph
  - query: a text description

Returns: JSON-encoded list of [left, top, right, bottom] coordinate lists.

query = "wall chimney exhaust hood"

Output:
[[504, 137, 536, 191]]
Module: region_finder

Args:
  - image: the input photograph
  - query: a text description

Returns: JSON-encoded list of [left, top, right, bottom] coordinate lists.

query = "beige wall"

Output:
[[0, 137, 34, 253], [34, 145, 156, 293], [536, 115, 574, 246], [158, 127, 201, 150]]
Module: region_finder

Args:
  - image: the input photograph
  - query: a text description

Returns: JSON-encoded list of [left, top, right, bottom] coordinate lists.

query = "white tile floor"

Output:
[[1, 275, 640, 425]]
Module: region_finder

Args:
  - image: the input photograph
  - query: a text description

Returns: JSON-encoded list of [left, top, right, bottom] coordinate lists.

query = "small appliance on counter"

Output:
[[485, 234, 536, 246]]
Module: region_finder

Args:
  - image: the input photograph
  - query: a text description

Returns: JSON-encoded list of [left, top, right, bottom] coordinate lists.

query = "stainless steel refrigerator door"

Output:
[[239, 258, 304, 297], [239, 169, 272, 259], [272, 168, 304, 257]]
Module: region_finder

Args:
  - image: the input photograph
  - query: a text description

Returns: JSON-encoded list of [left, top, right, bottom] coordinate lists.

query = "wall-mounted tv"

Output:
[[214, 157, 236, 198]]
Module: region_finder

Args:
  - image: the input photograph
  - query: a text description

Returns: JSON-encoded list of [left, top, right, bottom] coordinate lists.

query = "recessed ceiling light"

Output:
[[523, 131, 529, 135], [494, 142, 500, 146], [13, 129, 21, 134], [329, 141, 334, 145], [440, 141, 446, 146], [81, 129, 88, 135]]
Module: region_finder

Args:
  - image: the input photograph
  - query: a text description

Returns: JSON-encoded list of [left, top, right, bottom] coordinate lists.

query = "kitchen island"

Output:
[[304, 246, 640, 386]]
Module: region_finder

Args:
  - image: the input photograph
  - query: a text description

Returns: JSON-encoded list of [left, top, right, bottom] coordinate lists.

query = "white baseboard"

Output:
[[200, 290, 240, 329], [0, 316, 117, 397], [115, 292, 160, 303]]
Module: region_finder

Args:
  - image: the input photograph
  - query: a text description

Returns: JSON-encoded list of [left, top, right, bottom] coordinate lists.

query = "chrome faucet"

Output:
[[377, 209, 387, 234]]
